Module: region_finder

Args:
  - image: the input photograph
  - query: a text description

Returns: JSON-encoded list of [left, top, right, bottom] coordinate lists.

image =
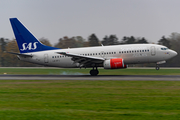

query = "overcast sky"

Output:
[[1, 0, 180, 45]]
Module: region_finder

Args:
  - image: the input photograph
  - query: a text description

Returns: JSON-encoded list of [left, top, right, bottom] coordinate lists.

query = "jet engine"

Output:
[[103, 58, 127, 69]]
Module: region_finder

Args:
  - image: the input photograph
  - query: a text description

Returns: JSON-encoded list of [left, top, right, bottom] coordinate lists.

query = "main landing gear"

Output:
[[156, 64, 160, 70], [90, 67, 99, 76]]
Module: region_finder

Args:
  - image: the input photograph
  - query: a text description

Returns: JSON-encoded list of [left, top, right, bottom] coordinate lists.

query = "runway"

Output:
[[0, 75, 180, 80]]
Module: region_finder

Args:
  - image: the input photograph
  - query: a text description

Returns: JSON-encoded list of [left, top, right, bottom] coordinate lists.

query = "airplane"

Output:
[[8, 18, 177, 76]]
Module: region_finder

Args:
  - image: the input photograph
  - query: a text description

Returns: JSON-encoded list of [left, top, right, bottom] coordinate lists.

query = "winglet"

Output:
[[10, 18, 59, 53]]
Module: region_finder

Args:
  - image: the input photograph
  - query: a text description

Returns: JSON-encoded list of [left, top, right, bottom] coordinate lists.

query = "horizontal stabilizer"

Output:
[[5, 51, 33, 57]]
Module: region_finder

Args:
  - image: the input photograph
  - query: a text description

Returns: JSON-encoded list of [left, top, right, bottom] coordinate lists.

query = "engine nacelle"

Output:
[[103, 58, 127, 69]]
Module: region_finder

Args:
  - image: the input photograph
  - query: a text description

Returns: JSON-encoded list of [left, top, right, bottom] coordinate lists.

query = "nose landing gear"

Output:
[[156, 61, 166, 70], [90, 67, 99, 76], [156, 64, 160, 70]]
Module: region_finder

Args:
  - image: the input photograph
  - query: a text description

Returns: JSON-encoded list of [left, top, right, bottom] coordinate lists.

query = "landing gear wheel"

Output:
[[90, 69, 99, 76], [156, 65, 160, 70], [96, 70, 99, 75]]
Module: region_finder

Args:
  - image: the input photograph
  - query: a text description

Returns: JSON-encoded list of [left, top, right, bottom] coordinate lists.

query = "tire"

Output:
[[156, 65, 160, 70], [90, 70, 99, 76]]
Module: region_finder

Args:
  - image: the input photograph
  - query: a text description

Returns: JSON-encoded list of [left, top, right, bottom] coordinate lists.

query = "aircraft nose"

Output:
[[171, 50, 178, 57]]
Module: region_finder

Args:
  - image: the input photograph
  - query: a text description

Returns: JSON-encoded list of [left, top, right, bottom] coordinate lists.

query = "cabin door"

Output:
[[44, 54, 48, 63], [151, 46, 156, 56]]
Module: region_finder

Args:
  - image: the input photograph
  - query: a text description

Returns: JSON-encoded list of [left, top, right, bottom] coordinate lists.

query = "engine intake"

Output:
[[103, 58, 127, 69]]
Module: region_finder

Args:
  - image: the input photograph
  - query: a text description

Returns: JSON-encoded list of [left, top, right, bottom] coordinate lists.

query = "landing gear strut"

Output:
[[90, 67, 99, 76], [156, 64, 160, 70]]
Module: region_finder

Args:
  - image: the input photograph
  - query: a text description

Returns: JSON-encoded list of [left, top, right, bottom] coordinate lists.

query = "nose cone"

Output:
[[171, 50, 178, 57]]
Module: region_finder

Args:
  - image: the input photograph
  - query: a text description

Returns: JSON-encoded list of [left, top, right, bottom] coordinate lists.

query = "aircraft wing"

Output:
[[56, 52, 105, 67]]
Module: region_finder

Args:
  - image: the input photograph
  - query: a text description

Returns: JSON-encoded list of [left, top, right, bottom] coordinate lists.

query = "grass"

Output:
[[0, 67, 180, 75], [0, 68, 180, 119], [0, 80, 180, 119]]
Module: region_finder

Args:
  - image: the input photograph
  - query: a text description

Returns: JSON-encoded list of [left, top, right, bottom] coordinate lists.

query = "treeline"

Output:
[[0, 33, 179, 67]]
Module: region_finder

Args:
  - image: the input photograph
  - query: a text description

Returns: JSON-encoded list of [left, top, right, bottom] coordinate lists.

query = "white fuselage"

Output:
[[18, 44, 177, 68]]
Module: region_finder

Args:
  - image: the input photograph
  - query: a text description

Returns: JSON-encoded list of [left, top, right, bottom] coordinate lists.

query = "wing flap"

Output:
[[56, 52, 104, 61]]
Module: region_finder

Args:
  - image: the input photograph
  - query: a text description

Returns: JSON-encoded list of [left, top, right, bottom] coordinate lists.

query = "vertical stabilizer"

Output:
[[10, 18, 59, 53]]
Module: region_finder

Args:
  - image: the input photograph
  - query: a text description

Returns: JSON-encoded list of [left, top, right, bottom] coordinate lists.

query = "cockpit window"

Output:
[[161, 48, 168, 50]]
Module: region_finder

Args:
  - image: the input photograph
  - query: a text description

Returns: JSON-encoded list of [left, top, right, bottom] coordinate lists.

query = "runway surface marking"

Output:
[[0, 75, 180, 80]]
